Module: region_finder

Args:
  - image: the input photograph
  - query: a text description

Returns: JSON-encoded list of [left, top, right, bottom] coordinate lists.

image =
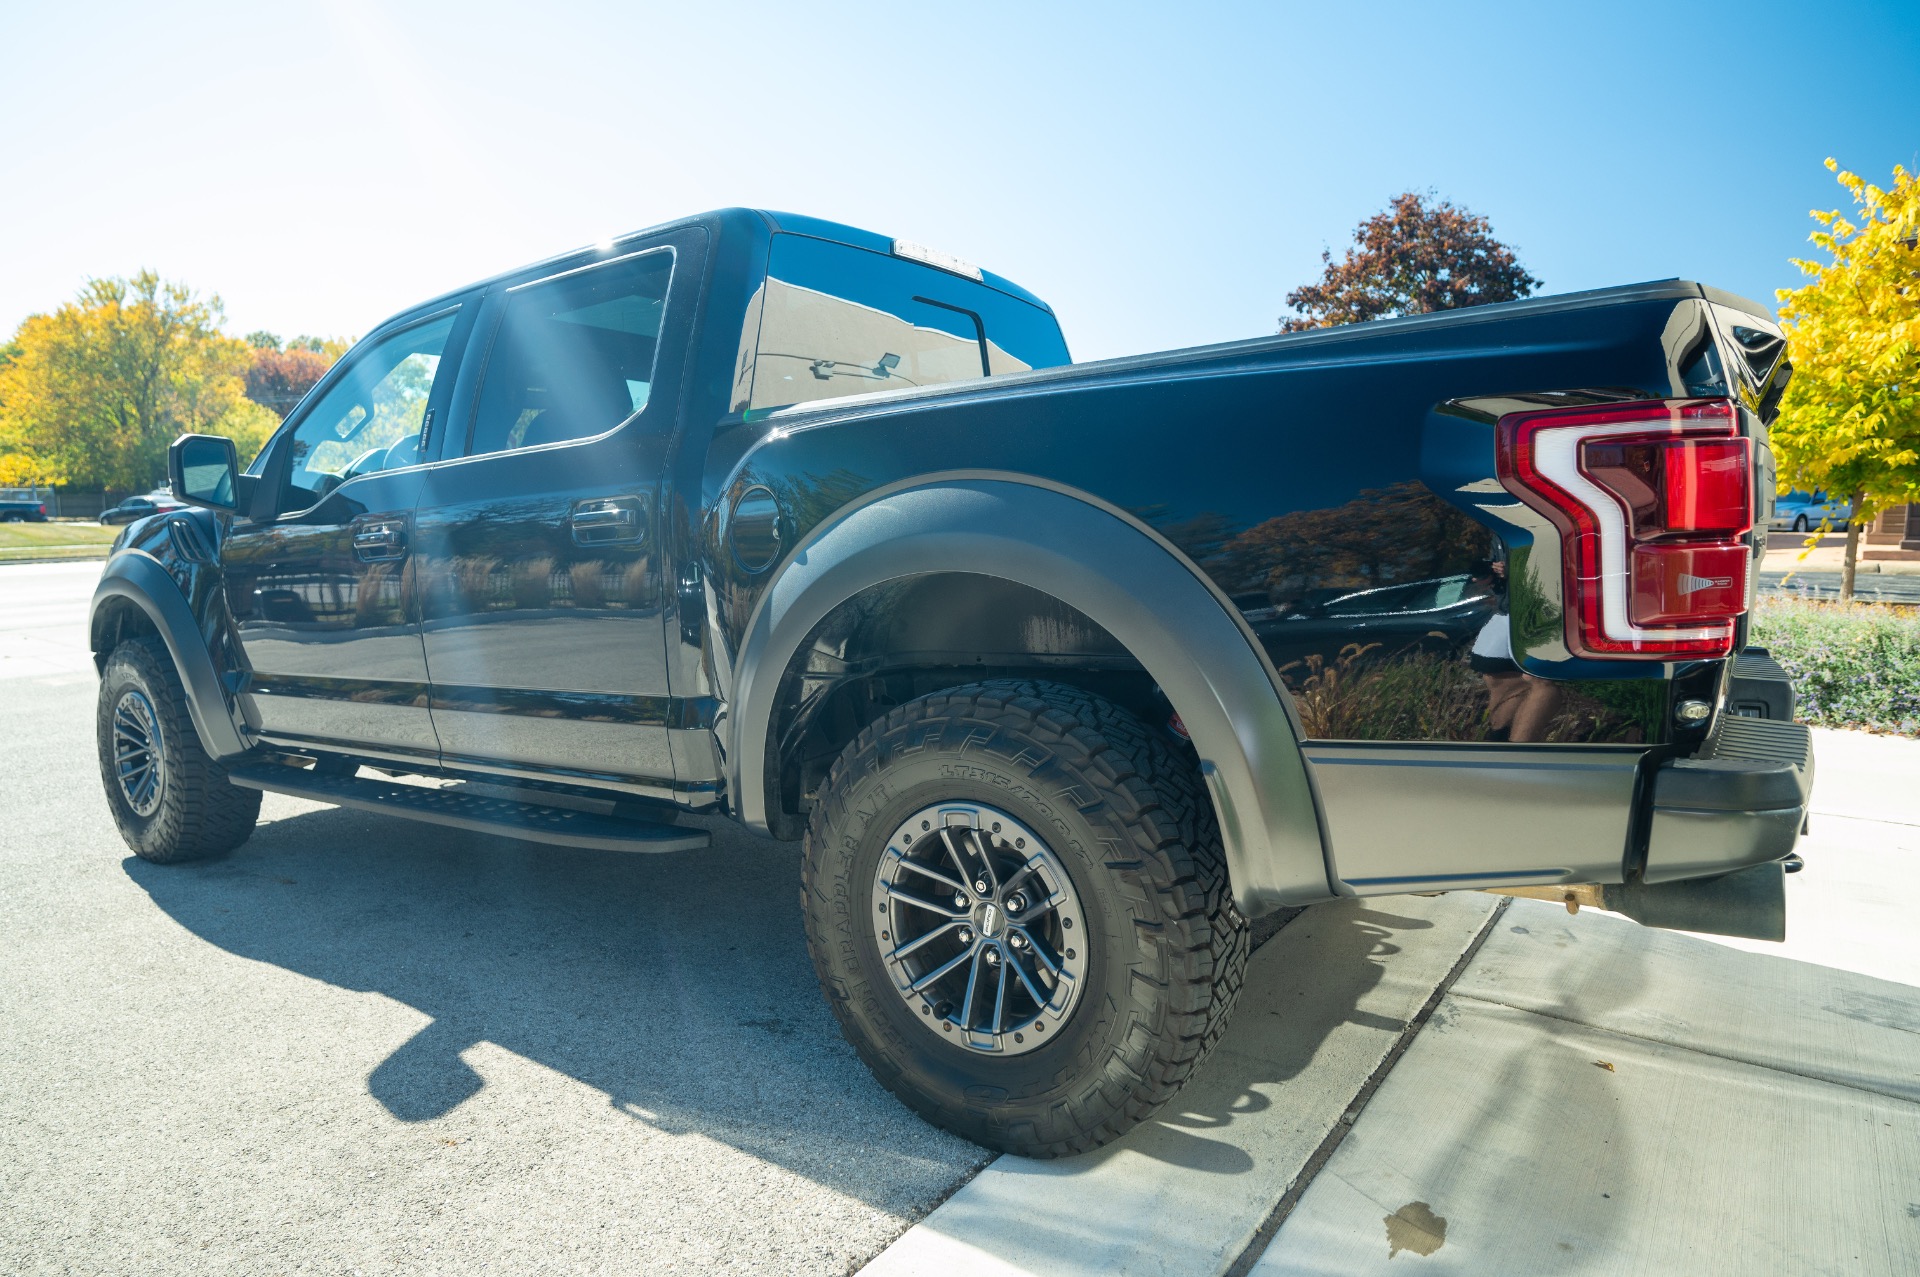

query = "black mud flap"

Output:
[[1600, 861, 1786, 942]]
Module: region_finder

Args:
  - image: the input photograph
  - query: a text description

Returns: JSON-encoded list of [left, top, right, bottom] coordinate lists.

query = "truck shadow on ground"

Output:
[[1111, 904, 1438, 1176], [123, 798, 1397, 1195], [124, 799, 990, 1210]]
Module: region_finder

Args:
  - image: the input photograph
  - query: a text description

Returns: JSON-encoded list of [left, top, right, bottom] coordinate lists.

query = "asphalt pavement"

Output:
[[6, 560, 1917, 1275], [1, 563, 987, 1276]]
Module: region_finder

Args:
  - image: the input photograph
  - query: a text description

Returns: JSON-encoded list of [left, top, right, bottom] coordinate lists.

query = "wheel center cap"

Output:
[[974, 901, 1003, 939]]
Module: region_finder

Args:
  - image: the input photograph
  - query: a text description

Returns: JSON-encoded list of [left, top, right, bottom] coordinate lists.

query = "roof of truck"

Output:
[[382, 208, 1054, 337]]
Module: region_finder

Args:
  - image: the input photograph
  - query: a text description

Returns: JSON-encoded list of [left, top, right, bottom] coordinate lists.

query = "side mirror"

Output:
[[169, 433, 239, 511]]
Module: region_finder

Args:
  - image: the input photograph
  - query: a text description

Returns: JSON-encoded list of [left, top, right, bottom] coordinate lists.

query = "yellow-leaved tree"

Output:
[[0, 272, 258, 494], [1773, 159, 1920, 601]]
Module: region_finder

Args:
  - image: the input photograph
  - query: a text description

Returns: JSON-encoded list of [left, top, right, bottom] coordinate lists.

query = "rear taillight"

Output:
[[1497, 399, 1753, 659]]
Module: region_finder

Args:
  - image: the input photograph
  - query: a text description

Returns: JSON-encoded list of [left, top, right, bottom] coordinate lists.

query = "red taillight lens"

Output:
[[1629, 543, 1750, 625], [1497, 399, 1752, 659], [1581, 437, 1751, 538]]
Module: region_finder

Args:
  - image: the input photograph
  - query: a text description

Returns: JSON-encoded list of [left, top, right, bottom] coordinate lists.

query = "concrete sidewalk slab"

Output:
[[1457, 900, 1920, 1102], [1251, 994, 1920, 1275], [1680, 810, 1920, 987], [861, 893, 1499, 1277], [1807, 728, 1920, 828]]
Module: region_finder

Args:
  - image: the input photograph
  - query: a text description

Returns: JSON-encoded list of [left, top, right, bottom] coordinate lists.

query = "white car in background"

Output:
[[1770, 490, 1852, 533]]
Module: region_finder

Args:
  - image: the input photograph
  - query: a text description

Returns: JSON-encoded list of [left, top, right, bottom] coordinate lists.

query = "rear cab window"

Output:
[[736, 233, 1069, 412]]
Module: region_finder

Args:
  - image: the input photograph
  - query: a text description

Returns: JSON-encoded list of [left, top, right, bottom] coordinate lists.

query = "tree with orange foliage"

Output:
[[1282, 192, 1540, 332]]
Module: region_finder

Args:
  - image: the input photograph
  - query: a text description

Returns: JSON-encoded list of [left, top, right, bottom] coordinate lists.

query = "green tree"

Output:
[[0, 272, 255, 492], [1282, 192, 1540, 332], [1773, 159, 1920, 601]]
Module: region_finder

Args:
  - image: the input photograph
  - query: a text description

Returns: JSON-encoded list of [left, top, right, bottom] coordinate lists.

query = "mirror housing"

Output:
[[169, 433, 240, 512]]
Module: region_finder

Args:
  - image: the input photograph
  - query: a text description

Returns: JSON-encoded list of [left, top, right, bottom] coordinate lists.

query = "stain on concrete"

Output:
[[1824, 990, 1920, 1035], [1384, 1201, 1447, 1258]]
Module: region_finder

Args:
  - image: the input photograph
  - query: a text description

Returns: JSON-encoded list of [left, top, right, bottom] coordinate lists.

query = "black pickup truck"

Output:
[[91, 208, 1813, 1156]]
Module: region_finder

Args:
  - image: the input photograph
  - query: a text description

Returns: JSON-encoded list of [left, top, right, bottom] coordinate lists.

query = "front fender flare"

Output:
[[91, 551, 250, 760], [726, 478, 1332, 912]]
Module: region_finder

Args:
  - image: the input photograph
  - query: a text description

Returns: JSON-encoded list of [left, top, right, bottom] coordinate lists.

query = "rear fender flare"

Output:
[[90, 551, 249, 760], [725, 477, 1333, 912]]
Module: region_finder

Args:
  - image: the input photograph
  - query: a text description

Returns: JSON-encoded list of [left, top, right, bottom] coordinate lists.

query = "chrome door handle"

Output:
[[571, 495, 647, 547], [352, 519, 408, 562]]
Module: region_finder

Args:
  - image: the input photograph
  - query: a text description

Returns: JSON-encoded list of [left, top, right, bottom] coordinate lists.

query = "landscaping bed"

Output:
[[1750, 596, 1920, 736]]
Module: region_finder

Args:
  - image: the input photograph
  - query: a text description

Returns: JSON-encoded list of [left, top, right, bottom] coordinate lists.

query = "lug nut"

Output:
[[1009, 932, 1027, 950], [953, 893, 967, 908], [983, 947, 1001, 966], [957, 927, 974, 945], [1006, 893, 1027, 913], [974, 879, 989, 894]]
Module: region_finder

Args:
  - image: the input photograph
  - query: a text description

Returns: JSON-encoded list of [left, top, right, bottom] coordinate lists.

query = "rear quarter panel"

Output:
[[703, 294, 1730, 748]]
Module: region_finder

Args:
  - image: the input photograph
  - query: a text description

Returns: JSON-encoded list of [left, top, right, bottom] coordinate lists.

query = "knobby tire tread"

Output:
[[802, 679, 1249, 1158]]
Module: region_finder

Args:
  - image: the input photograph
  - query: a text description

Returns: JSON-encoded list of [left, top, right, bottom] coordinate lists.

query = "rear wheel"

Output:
[[96, 636, 260, 863], [802, 680, 1247, 1157]]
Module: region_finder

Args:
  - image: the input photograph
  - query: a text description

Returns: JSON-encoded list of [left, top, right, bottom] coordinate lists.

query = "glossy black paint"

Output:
[[705, 282, 1782, 786], [97, 208, 1784, 862]]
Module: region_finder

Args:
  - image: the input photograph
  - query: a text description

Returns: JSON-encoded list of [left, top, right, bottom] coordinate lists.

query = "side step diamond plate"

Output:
[[228, 765, 711, 853]]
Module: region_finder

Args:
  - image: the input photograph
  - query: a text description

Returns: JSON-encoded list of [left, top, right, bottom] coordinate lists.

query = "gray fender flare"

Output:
[[726, 478, 1332, 912], [91, 552, 250, 760]]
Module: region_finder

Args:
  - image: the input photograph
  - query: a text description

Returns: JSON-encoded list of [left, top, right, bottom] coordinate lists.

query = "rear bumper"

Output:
[[1643, 716, 1812, 884], [1305, 649, 1813, 901]]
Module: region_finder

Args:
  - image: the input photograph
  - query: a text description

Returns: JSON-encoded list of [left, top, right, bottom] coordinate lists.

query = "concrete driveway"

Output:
[[5, 560, 1917, 1275]]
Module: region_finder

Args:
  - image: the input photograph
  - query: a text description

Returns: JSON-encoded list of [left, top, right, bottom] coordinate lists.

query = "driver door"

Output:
[[222, 302, 473, 762]]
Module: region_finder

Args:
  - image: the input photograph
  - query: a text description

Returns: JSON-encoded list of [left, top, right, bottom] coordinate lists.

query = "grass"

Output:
[[0, 520, 120, 560], [1750, 596, 1920, 736]]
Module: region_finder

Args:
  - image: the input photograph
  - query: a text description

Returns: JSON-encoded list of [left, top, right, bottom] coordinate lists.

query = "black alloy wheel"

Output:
[[802, 680, 1248, 1158], [96, 635, 261, 863]]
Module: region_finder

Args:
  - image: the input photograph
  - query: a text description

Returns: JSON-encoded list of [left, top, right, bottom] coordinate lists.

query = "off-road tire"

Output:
[[802, 679, 1249, 1157], [97, 635, 261, 863]]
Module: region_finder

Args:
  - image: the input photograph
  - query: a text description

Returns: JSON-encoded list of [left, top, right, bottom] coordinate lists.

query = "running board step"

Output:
[[228, 765, 711, 853]]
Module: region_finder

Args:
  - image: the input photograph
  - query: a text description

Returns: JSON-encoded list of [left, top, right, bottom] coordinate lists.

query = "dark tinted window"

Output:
[[467, 250, 673, 457], [739, 233, 1069, 411]]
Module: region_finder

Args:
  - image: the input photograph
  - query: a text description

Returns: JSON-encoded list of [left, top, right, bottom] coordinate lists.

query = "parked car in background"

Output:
[[99, 492, 185, 526], [0, 498, 49, 522], [1769, 489, 1851, 532]]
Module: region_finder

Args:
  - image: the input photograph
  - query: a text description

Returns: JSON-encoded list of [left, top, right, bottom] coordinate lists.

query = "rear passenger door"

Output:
[[411, 233, 698, 796]]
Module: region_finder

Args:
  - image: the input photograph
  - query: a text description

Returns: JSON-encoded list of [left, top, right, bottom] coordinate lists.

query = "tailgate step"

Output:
[[1729, 646, 1796, 721], [228, 765, 711, 853]]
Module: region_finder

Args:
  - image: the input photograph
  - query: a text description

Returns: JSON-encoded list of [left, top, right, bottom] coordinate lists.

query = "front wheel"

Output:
[[96, 636, 261, 863], [802, 680, 1248, 1157], [1792, 514, 1809, 532]]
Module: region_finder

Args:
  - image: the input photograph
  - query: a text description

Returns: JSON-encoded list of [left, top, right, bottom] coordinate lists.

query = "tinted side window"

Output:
[[280, 311, 456, 513], [466, 250, 673, 457], [742, 234, 1069, 412]]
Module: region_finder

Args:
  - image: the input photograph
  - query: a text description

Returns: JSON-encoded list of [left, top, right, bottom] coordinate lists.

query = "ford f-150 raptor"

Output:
[[91, 208, 1812, 1157]]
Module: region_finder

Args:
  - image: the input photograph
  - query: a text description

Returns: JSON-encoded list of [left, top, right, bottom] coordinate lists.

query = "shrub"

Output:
[[1749, 597, 1920, 735]]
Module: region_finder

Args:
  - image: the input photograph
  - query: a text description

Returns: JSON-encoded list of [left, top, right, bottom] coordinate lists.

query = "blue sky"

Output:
[[2, 0, 1915, 361]]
